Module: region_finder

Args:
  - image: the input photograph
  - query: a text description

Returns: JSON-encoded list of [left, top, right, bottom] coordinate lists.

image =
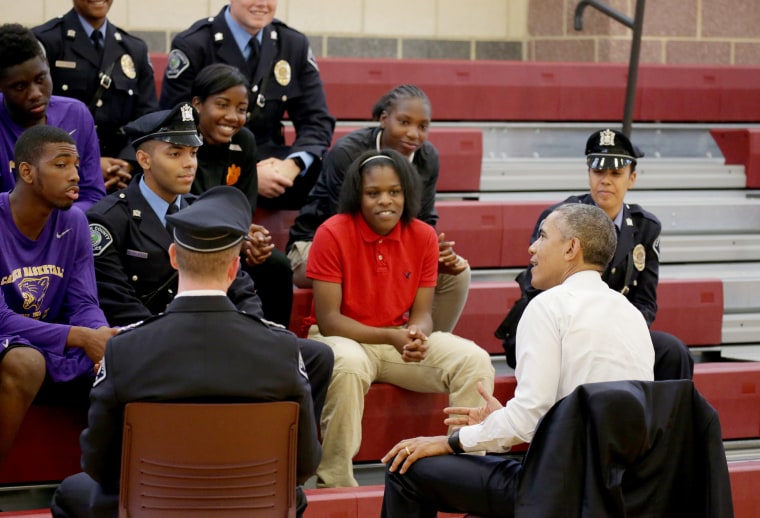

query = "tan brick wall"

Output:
[[2, 0, 759, 64]]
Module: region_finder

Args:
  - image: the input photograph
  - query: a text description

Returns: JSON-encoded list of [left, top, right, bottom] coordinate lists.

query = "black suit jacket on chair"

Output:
[[515, 380, 733, 518]]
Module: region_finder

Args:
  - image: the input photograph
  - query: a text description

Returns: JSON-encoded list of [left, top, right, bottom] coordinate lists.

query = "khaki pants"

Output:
[[309, 325, 494, 488], [289, 240, 471, 332]]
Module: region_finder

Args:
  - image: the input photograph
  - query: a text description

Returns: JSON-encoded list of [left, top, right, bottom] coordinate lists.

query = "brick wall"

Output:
[[3, 0, 759, 65]]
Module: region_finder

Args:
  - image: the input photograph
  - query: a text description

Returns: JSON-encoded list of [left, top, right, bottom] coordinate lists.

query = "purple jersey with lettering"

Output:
[[0, 192, 108, 381], [0, 95, 105, 211]]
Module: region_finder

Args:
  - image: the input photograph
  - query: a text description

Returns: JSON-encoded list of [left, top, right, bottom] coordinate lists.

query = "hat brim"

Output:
[[132, 131, 203, 148], [172, 229, 247, 253], [587, 154, 635, 170]]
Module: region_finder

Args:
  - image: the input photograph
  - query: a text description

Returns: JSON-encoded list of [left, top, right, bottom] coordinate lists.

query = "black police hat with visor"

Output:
[[585, 128, 643, 171], [123, 102, 203, 149], [167, 186, 252, 253]]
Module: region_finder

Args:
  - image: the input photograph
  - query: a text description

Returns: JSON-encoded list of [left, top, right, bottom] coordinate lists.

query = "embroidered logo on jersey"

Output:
[[166, 49, 190, 79], [633, 243, 646, 272], [19, 276, 50, 313], [226, 164, 241, 185], [93, 356, 107, 387], [274, 60, 291, 86], [90, 223, 113, 257], [120, 54, 136, 79]]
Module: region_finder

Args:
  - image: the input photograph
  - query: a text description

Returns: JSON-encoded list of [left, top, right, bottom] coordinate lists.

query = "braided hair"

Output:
[[370, 84, 430, 121]]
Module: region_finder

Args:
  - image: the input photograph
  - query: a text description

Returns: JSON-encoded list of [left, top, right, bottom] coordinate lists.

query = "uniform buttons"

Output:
[[119, 193, 126, 198], [96, 100, 103, 107], [633, 280, 638, 286], [128, 89, 133, 96], [379, 240, 383, 244], [168, 289, 173, 294], [252, 85, 258, 93], [62, 84, 69, 91], [611, 267, 616, 274], [282, 95, 287, 102], [378, 255, 383, 261], [131, 275, 138, 281]]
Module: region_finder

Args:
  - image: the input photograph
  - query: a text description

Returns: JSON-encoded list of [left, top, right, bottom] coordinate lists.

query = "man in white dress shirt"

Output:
[[380, 203, 655, 518]]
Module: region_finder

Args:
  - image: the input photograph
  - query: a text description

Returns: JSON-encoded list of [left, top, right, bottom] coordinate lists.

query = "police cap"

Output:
[[585, 129, 639, 170], [124, 102, 203, 148], [167, 186, 251, 253]]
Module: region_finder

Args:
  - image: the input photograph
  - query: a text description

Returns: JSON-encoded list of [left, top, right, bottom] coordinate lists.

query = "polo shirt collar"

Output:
[[354, 212, 402, 242]]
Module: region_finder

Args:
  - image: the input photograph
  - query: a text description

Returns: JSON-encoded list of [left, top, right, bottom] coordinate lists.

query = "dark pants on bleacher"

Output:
[[382, 454, 521, 518], [651, 330, 694, 381], [242, 248, 294, 328]]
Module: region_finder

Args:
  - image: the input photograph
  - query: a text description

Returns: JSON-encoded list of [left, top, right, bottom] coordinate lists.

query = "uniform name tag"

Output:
[[126, 249, 149, 259], [55, 60, 77, 69]]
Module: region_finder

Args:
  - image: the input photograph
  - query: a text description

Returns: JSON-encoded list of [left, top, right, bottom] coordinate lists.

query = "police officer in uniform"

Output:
[[34, 0, 158, 191], [496, 129, 693, 381], [86, 103, 333, 424], [159, 0, 335, 211], [51, 186, 321, 518]]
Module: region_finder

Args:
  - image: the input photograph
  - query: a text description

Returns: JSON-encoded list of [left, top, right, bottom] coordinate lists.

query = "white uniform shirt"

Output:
[[459, 270, 655, 452]]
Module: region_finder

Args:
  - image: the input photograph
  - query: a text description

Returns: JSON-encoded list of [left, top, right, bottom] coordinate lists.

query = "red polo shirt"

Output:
[[306, 213, 438, 328]]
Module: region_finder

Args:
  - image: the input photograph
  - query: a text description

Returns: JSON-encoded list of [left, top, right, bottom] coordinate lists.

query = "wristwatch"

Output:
[[448, 429, 465, 454], [291, 156, 306, 172]]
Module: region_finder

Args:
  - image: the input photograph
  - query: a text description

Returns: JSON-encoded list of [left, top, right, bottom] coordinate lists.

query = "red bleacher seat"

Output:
[[435, 200, 549, 268], [693, 362, 760, 440], [727, 460, 760, 518], [0, 404, 86, 485], [653, 279, 724, 346], [452, 281, 521, 354], [711, 128, 760, 188], [149, 54, 760, 124], [354, 376, 518, 462]]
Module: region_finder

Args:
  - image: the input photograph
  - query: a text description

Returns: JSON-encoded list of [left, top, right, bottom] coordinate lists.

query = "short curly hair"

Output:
[[0, 23, 45, 76]]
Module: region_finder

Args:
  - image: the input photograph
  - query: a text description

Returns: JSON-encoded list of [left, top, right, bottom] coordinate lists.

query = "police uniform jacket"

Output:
[[288, 126, 440, 247], [81, 295, 321, 495], [194, 126, 258, 214], [516, 380, 732, 517], [524, 194, 661, 324], [160, 8, 334, 161], [34, 9, 158, 158], [496, 194, 661, 364], [87, 176, 264, 326]]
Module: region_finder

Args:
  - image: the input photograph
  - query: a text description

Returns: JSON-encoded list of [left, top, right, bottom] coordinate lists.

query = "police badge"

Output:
[[599, 129, 616, 146], [633, 243, 646, 271], [274, 60, 291, 86], [121, 54, 136, 79]]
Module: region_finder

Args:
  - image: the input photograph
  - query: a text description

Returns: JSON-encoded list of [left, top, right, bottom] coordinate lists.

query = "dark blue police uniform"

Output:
[[159, 6, 335, 209], [52, 186, 321, 518], [86, 105, 333, 427], [33, 9, 158, 159], [497, 130, 693, 381]]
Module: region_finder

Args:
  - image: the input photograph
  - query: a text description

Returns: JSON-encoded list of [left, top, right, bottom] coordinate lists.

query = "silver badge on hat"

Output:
[[599, 129, 616, 146], [180, 104, 194, 121]]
